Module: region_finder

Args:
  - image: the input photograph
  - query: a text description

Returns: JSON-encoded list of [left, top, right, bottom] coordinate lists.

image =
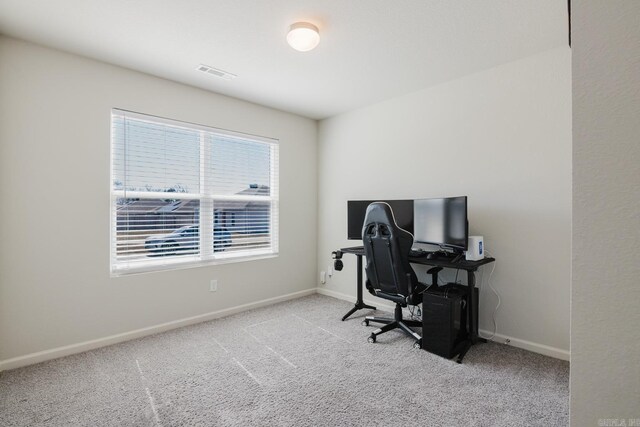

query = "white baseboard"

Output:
[[317, 287, 570, 361], [1, 287, 569, 371], [478, 330, 570, 361], [0, 288, 316, 372]]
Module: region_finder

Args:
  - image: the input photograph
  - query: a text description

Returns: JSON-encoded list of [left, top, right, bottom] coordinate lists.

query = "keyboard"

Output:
[[427, 251, 464, 263], [409, 249, 428, 257]]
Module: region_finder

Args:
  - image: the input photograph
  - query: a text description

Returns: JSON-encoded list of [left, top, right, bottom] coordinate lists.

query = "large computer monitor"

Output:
[[347, 200, 414, 240], [413, 196, 468, 251]]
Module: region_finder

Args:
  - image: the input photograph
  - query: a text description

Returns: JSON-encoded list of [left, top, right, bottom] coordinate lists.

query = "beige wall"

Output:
[[0, 37, 317, 363], [317, 47, 572, 357], [571, 1, 640, 424]]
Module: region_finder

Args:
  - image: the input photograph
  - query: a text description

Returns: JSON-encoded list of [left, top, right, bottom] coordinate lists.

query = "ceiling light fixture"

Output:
[[287, 22, 320, 52]]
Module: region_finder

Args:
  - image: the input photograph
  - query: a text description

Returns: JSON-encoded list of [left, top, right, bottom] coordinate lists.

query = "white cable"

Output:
[[409, 304, 421, 321], [478, 249, 499, 340], [409, 304, 416, 319]]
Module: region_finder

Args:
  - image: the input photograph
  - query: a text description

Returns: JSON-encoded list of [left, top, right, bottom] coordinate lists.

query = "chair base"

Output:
[[363, 304, 422, 348]]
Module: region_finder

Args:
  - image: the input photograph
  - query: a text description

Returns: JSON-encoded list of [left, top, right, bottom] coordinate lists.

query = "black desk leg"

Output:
[[456, 270, 487, 363], [456, 342, 472, 364], [342, 254, 376, 321], [467, 270, 487, 344], [467, 270, 479, 343]]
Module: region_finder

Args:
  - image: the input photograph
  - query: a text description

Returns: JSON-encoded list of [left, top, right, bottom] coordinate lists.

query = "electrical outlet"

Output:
[[320, 271, 326, 284], [209, 280, 218, 292]]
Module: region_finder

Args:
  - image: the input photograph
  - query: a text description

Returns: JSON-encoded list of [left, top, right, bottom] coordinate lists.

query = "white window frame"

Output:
[[110, 109, 279, 276]]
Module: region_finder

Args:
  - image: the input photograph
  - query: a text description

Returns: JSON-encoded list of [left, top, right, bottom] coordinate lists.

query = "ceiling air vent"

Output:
[[196, 64, 237, 80]]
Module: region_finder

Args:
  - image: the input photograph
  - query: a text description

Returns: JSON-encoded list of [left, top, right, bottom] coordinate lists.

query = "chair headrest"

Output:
[[365, 202, 394, 224]]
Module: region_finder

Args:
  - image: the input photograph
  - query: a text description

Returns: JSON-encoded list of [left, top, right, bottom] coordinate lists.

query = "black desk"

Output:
[[339, 245, 495, 363]]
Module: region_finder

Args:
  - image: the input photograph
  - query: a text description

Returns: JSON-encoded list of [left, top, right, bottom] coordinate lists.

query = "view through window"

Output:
[[111, 109, 279, 274]]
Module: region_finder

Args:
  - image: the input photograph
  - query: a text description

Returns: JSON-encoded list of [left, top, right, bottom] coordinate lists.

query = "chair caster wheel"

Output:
[[413, 340, 422, 350], [362, 320, 369, 326], [368, 335, 376, 343]]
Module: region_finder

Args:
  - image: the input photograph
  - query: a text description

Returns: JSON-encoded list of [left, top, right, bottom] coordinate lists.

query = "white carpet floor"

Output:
[[0, 294, 569, 426]]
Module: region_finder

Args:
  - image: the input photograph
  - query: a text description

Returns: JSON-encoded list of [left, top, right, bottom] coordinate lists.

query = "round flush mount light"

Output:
[[287, 22, 320, 52]]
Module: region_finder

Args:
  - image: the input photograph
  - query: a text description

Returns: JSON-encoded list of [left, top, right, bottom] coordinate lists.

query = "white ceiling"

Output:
[[0, 1, 568, 120]]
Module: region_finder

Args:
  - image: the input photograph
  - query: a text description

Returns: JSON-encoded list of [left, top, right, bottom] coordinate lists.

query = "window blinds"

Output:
[[111, 109, 279, 274]]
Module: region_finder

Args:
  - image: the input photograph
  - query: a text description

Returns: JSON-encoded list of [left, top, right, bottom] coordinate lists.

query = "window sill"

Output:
[[110, 252, 279, 277]]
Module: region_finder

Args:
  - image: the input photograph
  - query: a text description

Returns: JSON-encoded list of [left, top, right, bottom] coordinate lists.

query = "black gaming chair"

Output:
[[361, 202, 426, 348]]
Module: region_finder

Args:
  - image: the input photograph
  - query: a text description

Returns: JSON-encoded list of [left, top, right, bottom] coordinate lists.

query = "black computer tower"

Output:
[[422, 285, 478, 359]]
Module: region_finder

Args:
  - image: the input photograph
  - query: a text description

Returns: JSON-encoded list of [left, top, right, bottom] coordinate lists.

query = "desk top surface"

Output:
[[340, 246, 495, 271]]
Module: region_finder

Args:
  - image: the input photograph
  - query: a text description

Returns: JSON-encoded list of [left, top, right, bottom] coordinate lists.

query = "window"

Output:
[[110, 109, 279, 274]]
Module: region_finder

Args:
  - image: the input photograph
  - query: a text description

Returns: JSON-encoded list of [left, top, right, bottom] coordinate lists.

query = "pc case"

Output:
[[422, 284, 478, 359]]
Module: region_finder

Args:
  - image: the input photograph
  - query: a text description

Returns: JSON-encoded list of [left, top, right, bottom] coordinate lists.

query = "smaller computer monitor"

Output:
[[347, 200, 414, 240], [413, 196, 468, 251]]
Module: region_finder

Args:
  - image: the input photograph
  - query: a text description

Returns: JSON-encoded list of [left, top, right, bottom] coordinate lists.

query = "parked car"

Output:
[[145, 225, 231, 255]]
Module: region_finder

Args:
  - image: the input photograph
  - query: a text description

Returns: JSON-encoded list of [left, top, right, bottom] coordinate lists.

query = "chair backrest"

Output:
[[362, 202, 418, 301]]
